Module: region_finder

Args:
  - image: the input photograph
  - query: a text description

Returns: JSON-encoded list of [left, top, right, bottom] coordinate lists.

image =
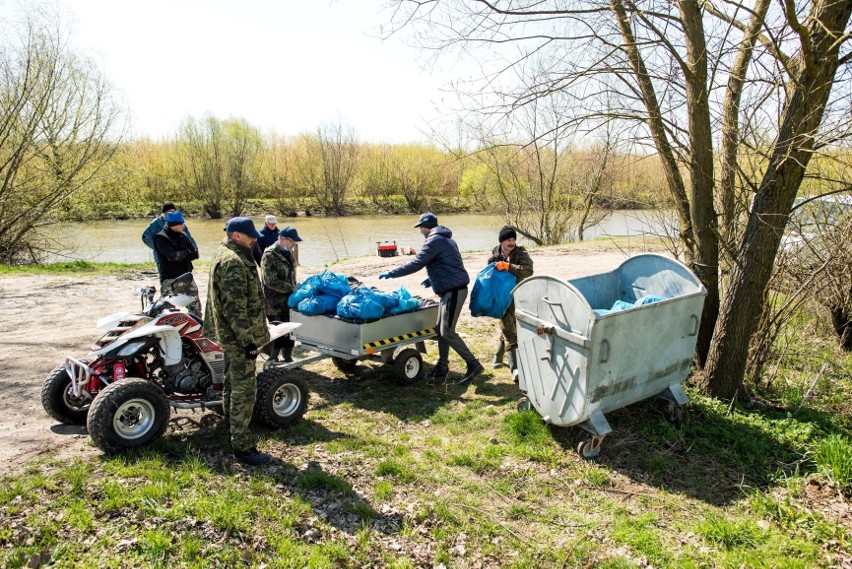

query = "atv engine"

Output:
[[172, 355, 213, 394]]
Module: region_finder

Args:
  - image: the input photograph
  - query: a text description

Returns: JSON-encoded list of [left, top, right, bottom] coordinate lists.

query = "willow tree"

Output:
[[173, 115, 266, 218], [0, 9, 123, 263], [293, 120, 359, 215], [387, 0, 852, 399]]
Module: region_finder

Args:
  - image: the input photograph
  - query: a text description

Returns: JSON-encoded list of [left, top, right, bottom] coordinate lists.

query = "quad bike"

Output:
[[41, 274, 308, 453]]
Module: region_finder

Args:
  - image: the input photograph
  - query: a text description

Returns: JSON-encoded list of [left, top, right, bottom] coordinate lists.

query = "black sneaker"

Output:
[[234, 447, 272, 466], [425, 363, 449, 383], [458, 361, 485, 384]]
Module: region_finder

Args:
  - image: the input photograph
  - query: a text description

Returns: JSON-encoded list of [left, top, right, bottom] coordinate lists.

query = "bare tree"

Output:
[[295, 121, 359, 215], [173, 115, 265, 218], [386, 0, 852, 399], [0, 9, 124, 263]]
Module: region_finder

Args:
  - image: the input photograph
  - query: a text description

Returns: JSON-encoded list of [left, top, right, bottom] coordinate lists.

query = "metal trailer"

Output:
[[513, 253, 707, 458], [273, 303, 440, 383]]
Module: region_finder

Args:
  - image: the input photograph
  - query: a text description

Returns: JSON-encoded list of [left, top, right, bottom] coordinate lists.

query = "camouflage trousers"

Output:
[[498, 301, 518, 350], [222, 350, 258, 452], [161, 274, 202, 317]]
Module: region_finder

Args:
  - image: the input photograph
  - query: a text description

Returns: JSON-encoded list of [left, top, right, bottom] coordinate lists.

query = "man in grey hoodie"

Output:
[[380, 212, 484, 384]]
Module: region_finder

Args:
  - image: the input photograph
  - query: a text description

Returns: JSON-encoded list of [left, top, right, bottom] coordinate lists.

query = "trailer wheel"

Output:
[[254, 369, 309, 428], [331, 356, 358, 375], [516, 396, 532, 412], [393, 349, 423, 384]]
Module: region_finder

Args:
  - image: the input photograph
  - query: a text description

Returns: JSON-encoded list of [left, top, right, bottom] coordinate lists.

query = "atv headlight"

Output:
[[116, 340, 150, 357]]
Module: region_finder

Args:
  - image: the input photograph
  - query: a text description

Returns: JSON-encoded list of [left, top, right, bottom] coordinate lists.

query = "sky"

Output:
[[1, 0, 463, 144]]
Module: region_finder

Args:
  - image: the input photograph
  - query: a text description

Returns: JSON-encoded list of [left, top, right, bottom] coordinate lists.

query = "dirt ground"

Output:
[[0, 241, 662, 475]]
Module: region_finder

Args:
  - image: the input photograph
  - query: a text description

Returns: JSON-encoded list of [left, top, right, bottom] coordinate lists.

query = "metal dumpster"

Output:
[[513, 253, 707, 457], [287, 303, 439, 383]]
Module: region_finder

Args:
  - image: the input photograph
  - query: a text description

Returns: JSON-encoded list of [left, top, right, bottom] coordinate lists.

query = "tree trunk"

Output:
[[702, 0, 852, 398], [679, 0, 720, 368]]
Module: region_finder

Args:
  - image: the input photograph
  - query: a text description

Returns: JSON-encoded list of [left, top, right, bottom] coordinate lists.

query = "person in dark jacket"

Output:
[[487, 225, 534, 374], [153, 211, 202, 316], [261, 227, 302, 362], [257, 215, 280, 251], [142, 201, 197, 281], [380, 212, 484, 384]]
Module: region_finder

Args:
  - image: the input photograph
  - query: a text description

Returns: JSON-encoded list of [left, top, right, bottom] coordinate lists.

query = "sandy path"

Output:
[[0, 241, 663, 475]]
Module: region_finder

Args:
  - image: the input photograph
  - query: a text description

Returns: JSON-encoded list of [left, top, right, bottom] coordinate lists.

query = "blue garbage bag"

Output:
[[389, 286, 420, 314], [298, 293, 339, 316], [290, 270, 351, 310], [470, 263, 517, 318], [337, 287, 386, 320]]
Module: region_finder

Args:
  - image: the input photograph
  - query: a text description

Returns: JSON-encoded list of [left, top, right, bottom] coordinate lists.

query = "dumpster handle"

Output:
[[689, 314, 699, 337], [542, 296, 562, 305], [599, 339, 610, 363]]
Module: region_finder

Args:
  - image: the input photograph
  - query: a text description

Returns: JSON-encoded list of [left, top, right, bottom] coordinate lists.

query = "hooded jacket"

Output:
[[386, 226, 469, 295]]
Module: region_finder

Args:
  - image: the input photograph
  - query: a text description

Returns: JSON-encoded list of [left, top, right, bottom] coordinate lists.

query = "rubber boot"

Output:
[[281, 338, 295, 363], [492, 339, 505, 369], [508, 349, 519, 383]]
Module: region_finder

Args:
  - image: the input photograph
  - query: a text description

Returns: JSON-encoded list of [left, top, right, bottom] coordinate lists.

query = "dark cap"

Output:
[[278, 226, 302, 242], [162, 201, 176, 213], [498, 225, 517, 242], [225, 217, 261, 239], [165, 211, 186, 224], [413, 212, 438, 229]]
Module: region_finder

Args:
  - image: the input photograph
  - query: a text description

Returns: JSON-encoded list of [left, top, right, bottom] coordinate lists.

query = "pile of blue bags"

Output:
[[593, 295, 666, 315], [470, 262, 517, 319], [289, 269, 421, 319]]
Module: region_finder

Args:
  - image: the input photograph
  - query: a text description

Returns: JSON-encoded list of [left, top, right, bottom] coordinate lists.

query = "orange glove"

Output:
[[495, 261, 510, 271]]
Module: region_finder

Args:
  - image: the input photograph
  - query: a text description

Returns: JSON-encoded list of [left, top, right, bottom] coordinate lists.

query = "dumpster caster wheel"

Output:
[[667, 403, 685, 429], [577, 438, 603, 460], [393, 348, 423, 384], [516, 397, 532, 412]]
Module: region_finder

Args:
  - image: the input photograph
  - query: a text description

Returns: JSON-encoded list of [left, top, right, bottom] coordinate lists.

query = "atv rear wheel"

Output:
[[87, 379, 170, 454], [253, 369, 309, 429], [41, 364, 92, 425]]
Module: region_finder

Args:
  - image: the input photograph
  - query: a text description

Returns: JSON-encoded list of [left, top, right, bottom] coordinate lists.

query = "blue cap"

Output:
[[413, 212, 438, 229], [165, 211, 185, 224], [278, 226, 303, 242], [225, 217, 261, 239]]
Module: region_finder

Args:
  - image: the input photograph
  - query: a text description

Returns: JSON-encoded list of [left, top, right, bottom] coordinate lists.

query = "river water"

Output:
[[49, 211, 672, 266]]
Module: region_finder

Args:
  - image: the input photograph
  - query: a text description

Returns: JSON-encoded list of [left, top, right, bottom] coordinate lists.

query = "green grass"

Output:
[[2, 285, 851, 567], [0, 260, 156, 274]]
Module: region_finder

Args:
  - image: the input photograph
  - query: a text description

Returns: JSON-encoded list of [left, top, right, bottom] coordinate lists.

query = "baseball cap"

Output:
[[265, 214, 278, 224], [279, 226, 303, 242], [165, 211, 185, 224], [413, 212, 438, 229], [225, 217, 261, 239]]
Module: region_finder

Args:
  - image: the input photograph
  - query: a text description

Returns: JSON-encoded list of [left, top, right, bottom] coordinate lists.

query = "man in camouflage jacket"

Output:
[[487, 225, 534, 373], [205, 217, 271, 466], [261, 227, 302, 362]]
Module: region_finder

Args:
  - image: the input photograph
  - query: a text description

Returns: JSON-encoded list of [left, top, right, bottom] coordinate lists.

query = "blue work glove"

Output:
[[379, 272, 391, 280], [421, 278, 431, 288]]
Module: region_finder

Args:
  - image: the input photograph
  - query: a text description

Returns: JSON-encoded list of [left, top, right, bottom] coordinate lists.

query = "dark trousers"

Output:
[[436, 287, 477, 367]]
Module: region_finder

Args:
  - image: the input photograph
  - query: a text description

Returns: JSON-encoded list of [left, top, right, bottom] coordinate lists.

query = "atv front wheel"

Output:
[[87, 379, 170, 454], [253, 369, 309, 429], [41, 364, 92, 425]]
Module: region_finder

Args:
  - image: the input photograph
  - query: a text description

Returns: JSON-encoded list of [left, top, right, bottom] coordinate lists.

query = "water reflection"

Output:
[[47, 211, 671, 266]]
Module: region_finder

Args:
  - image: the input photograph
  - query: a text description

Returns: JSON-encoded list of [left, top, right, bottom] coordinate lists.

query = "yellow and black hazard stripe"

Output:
[[363, 328, 436, 351]]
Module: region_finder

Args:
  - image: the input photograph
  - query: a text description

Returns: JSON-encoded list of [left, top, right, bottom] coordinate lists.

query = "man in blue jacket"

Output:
[[380, 212, 484, 384], [142, 201, 197, 283]]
